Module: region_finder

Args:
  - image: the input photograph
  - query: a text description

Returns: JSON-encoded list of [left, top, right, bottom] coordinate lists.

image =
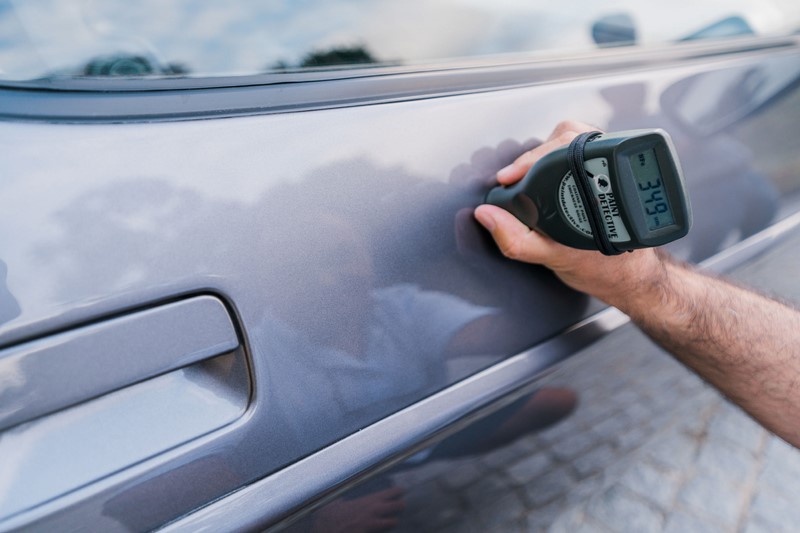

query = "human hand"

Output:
[[473, 120, 667, 308], [452, 138, 542, 269]]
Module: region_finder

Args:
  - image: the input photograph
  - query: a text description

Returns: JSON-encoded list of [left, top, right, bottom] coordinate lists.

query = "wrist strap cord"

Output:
[[567, 131, 624, 256]]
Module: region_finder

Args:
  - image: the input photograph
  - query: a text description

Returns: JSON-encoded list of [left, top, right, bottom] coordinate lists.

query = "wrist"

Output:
[[600, 250, 671, 315], [613, 255, 707, 345]]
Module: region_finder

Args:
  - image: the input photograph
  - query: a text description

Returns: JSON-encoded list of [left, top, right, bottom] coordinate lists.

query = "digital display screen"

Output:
[[630, 149, 674, 230]]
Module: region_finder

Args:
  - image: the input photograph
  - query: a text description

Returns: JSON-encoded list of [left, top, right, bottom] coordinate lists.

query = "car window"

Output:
[[0, 0, 798, 82]]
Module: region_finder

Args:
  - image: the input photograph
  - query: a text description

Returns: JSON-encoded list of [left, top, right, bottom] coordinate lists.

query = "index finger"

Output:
[[495, 121, 601, 186]]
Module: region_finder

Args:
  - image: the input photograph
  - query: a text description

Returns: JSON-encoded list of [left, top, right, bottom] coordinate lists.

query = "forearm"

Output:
[[474, 120, 800, 446], [612, 259, 800, 446]]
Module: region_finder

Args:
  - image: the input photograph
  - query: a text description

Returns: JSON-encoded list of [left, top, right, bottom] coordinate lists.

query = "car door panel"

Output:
[[1, 40, 800, 531], [0, 295, 240, 431], [0, 295, 248, 527]]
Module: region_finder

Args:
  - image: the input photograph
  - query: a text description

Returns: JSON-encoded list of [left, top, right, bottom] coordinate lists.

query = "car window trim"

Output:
[[0, 35, 797, 123]]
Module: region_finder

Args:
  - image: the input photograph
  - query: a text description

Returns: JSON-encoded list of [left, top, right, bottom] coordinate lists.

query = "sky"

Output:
[[0, 0, 799, 80]]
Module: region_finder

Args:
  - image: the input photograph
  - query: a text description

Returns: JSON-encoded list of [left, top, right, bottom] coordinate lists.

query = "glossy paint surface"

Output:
[[0, 41, 799, 530], [0, 295, 238, 431], [295, 219, 800, 533]]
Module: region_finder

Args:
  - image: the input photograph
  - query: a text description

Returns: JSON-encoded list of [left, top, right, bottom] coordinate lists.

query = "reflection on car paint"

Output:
[[603, 79, 779, 262], [1, 49, 800, 530], [0, 261, 20, 326]]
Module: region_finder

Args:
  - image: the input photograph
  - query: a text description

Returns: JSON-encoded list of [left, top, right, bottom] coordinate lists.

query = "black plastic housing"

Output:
[[485, 129, 692, 251]]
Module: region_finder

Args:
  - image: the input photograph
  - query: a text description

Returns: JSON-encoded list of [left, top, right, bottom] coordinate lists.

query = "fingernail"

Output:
[[496, 164, 515, 181], [474, 206, 496, 231]]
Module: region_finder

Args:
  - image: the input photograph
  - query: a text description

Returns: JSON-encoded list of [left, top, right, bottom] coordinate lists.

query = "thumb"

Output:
[[473, 204, 556, 264]]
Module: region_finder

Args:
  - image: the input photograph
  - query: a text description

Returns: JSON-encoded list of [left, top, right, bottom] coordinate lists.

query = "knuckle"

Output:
[[553, 120, 569, 133], [555, 119, 580, 134], [499, 237, 524, 260], [557, 131, 577, 145], [518, 150, 537, 163]]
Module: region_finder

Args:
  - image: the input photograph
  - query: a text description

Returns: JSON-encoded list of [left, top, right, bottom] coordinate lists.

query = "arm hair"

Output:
[[612, 256, 800, 447]]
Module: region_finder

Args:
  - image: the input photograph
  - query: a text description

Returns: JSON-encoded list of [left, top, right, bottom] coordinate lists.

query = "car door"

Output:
[[1, 1, 800, 532]]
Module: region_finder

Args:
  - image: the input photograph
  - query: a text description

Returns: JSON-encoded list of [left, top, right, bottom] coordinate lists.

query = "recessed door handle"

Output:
[[0, 295, 239, 431]]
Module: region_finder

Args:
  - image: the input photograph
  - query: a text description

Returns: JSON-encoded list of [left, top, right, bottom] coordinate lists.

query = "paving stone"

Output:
[[749, 487, 800, 527], [677, 472, 744, 527], [585, 485, 664, 533], [764, 435, 795, 460], [763, 436, 800, 477], [568, 403, 610, 428], [482, 442, 529, 469], [644, 431, 699, 472], [507, 452, 553, 485], [743, 513, 795, 533], [547, 508, 613, 533], [672, 371, 706, 393], [537, 417, 585, 447], [386, 243, 800, 532], [573, 444, 617, 478], [434, 513, 487, 533], [615, 424, 653, 452], [393, 477, 469, 533], [478, 491, 526, 530], [707, 409, 765, 453], [549, 432, 598, 462], [663, 509, 722, 533], [693, 386, 726, 405], [592, 383, 633, 404], [400, 478, 443, 508], [438, 461, 485, 490], [643, 375, 684, 398], [524, 468, 576, 507], [524, 500, 567, 533], [613, 388, 649, 408], [695, 438, 758, 482], [647, 406, 685, 434], [465, 473, 513, 507], [623, 402, 652, 424], [398, 482, 463, 532], [564, 473, 606, 506], [493, 517, 526, 533], [416, 503, 463, 532], [617, 460, 681, 510], [589, 412, 634, 442], [672, 401, 715, 437], [544, 507, 584, 533], [758, 455, 800, 492], [716, 400, 751, 421], [507, 434, 541, 456]]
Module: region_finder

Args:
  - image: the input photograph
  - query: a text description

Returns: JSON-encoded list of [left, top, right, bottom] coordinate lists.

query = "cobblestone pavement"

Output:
[[388, 227, 800, 532]]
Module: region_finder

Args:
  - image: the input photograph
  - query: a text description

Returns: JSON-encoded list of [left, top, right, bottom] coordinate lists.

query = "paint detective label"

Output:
[[557, 158, 630, 242]]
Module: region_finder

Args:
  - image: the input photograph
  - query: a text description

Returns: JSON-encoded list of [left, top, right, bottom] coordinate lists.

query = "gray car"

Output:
[[1, 1, 800, 531]]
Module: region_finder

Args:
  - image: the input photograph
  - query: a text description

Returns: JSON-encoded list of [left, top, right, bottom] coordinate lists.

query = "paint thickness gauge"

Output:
[[485, 129, 691, 255]]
